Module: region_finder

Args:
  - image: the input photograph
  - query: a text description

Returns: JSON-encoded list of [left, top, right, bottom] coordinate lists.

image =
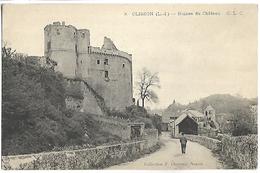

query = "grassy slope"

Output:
[[2, 57, 120, 156]]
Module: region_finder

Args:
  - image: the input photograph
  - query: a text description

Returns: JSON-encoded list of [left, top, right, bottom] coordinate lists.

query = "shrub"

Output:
[[2, 53, 121, 155]]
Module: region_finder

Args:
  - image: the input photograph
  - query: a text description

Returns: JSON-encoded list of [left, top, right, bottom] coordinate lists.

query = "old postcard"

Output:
[[1, 3, 258, 170]]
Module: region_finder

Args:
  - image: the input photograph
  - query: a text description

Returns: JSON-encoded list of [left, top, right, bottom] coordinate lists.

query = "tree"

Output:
[[231, 108, 255, 136], [136, 68, 160, 108], [2, 42, 16, 59], [151, 114, 162, 135]]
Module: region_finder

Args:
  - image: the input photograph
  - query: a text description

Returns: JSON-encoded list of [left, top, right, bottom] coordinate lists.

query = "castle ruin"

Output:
[[44, 21, 133, 111]]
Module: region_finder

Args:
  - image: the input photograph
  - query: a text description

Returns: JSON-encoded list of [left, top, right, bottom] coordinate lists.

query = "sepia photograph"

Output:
[[1, 2, 258, 170]]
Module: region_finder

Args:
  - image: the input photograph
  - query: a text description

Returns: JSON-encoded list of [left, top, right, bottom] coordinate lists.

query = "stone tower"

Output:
[[45, 22, 76, 78], [75, 29, 90, 79], [44, 22, 133, 110]]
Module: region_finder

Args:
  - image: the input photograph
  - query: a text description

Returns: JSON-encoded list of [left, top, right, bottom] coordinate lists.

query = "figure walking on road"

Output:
[[179, 132, 187, 154]]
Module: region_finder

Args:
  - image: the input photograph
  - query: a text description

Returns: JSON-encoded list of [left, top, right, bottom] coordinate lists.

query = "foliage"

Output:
[[2, 53, 67, 155], [65, 81, 84, 99], [1, 49, 120, 155], [107, 105, 163, 133], [136, 68, 160, 107], [150, 114, 162, 135], [231, 108, 256, 136], [221, 134, 257, 169], [108, 105, 153, 128]]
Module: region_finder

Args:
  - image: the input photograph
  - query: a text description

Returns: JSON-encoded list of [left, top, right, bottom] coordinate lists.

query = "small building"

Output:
[[203, 105, 219, 129], [171, 113, 198, 137], [161, 111, 177, 131], [161, 112, 170, 131], [168, 109, 203, 135], [161, 123, 169, 131], [184, 109, 204, 122], [204, 105, 216, 121]]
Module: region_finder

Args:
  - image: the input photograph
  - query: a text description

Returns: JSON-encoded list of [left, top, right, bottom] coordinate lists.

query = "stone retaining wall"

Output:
[[2, 137, 159, 170], [185, 135, 222, 152], [89, 114, 145, 140], [90, 115, 131, 140]]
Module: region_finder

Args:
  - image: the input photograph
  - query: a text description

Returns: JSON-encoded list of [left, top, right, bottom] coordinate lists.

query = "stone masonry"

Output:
[[44, 21, 133, 111]]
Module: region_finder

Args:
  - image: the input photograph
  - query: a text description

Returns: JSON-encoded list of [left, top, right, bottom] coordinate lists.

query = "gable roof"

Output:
[[205, 105, 214, 111], [175, 112, 198, 126], [175, 109, 204, 118], [187, 109, 204, 118]]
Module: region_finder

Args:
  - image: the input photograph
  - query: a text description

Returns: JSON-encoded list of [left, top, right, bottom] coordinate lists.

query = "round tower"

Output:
[[75, 29, 90, 79], [44, 21, 77, 78]]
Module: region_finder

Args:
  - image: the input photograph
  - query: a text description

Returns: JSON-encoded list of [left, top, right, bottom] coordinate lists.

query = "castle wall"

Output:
[[81, 82, 103, 115], [65, 79, 103, 115], [85, 49, 133, 110]]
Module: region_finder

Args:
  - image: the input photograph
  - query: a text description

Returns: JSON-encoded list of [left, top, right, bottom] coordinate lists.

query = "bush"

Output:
[[150, 114, 162, 135], [107, 105, 159, 130], [2, 54, 121, 155], [2, 56, 68, 155]]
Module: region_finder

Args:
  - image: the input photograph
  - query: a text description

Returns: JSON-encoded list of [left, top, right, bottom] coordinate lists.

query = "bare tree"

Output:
[[136, 68, 160, 108]]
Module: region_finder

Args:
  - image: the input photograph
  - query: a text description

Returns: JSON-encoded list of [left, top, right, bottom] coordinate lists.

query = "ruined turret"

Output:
[[102, 37, 118, 50]]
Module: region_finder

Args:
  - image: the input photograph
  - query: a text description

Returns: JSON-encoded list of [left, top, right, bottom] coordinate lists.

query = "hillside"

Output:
[[186, 94, 257, 114], [162, 102, 186, 118], [163, 94, 257, 118], [2, 55, 120, 156]]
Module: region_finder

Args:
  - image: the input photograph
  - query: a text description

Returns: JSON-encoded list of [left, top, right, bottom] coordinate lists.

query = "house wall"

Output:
[[178, 117, 198, 135]]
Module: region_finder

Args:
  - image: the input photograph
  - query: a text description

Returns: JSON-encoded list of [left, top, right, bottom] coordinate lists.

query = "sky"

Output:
[[2, 4, 257, 109]]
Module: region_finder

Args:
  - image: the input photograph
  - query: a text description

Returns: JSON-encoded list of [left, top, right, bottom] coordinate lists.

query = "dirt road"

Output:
[[108, 132, 222, 169]]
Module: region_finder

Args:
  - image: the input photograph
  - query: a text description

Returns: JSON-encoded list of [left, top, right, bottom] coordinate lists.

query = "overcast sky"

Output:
[[2, 4, 257, 109]]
